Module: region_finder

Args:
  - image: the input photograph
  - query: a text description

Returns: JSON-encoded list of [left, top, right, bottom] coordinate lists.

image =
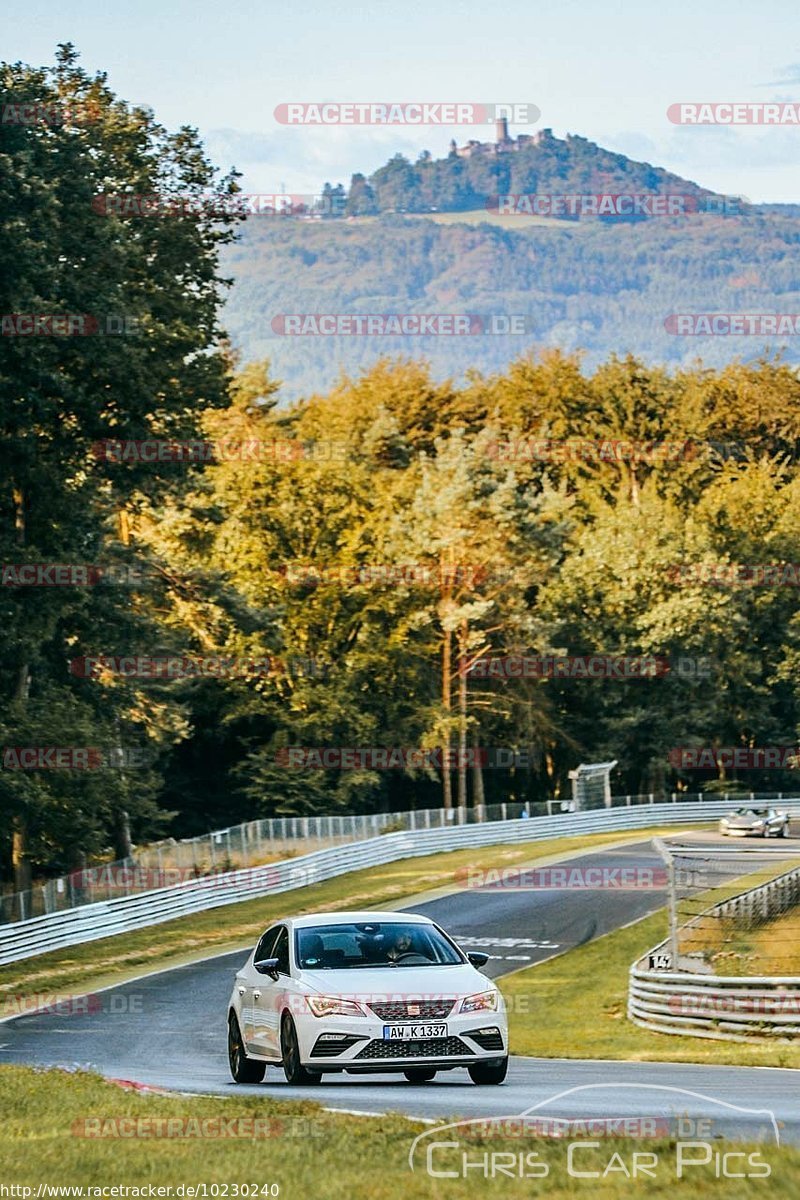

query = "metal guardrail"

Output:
[[0, 798, 769, 967], [6, 789, 795, 922], [629, 860, 800, 1041]]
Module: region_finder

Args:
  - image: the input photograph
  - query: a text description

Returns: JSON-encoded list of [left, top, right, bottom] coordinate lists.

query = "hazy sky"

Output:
[[7, 0, 800, 201]]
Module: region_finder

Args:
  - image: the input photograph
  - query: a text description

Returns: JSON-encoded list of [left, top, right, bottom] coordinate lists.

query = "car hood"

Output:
[[724, 814, 765, 826], [297, 962, 494, 1000]]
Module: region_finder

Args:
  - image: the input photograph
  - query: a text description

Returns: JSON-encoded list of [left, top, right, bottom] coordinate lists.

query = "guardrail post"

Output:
[[652, 838, 679, 965]]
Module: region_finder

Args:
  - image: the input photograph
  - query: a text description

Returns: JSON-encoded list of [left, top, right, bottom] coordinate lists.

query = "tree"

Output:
[[0, 45, 240, 887]]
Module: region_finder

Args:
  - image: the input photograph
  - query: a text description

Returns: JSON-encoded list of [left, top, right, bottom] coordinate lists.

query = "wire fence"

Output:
[[652, 837, 800, 976], [3, 789, 798, 923]]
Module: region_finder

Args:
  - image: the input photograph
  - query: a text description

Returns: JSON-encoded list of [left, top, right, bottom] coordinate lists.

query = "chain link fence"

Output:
[[651, 835, 800, 976], [3, 789, 798, 924]]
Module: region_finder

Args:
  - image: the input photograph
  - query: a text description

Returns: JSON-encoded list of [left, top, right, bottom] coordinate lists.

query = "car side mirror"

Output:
[[254, 957, 280, 979], [467, 951, 489, 968]]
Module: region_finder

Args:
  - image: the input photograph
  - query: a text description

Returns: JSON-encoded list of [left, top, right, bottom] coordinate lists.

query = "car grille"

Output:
[[368, 999, 456, 1021], [355, 1037, 471, 1060], [464, 1027, 505, 1051]]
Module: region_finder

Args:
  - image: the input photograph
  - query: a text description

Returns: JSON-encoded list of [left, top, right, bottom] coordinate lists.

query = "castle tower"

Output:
[[495, 116, 510, 143]]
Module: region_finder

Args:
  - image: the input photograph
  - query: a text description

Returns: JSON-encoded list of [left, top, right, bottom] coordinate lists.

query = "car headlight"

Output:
[[460, 990, 499, 1014], [306, 995, 365, 1018]]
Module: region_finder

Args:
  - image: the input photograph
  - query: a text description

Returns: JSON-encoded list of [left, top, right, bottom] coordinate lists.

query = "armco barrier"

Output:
[[1, 799, 797, 967], [629, 863, 800, 1041]]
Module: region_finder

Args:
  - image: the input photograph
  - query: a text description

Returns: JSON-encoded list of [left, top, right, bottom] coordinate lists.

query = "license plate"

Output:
[[383, 1023, 447, 1040]]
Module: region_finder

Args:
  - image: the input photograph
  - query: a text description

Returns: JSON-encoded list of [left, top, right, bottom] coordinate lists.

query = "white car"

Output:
[[226, 910, 508, 1086]]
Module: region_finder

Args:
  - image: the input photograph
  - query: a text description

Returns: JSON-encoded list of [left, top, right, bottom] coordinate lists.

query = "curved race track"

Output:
[[3, 831, 800, 1142]]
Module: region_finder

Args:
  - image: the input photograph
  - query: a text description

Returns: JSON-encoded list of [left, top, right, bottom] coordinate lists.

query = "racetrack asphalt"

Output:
[[2, 831, 799, 1142]]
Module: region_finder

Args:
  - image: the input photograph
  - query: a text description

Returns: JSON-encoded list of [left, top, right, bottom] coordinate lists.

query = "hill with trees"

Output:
[[222, 205, 800, 399]]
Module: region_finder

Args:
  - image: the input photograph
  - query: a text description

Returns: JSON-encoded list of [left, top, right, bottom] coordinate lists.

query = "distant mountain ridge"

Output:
[[220, 132, 800, 399]]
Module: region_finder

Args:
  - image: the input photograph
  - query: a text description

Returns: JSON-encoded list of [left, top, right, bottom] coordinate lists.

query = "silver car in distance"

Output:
[[719, 807, 790, 838]]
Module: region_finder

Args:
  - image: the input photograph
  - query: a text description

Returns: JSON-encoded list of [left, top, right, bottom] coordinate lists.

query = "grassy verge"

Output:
[[0, 1065, 797, 1196], [674, 857, 800, 975], [0, 828, 686, 1010], [501, 911, 800, 1069], [702, 904, 800, 976]]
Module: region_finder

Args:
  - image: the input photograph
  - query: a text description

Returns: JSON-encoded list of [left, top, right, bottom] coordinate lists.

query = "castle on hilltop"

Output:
[[450, 118, 554, 159]]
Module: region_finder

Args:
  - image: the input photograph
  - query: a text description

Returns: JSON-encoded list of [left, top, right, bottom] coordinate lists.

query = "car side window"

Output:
[[273, 927, 290, 976], [254, 926, 280, 964]]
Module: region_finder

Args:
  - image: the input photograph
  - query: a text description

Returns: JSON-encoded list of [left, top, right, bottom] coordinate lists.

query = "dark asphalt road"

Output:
[[2, 833, 799, 1142]]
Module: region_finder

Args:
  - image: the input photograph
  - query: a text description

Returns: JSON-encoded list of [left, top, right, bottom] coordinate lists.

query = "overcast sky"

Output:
[[7, 0, 800, 201]]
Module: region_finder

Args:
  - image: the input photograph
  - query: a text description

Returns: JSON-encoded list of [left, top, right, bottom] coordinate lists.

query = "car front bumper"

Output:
[[296, 1008, 508, 1069]]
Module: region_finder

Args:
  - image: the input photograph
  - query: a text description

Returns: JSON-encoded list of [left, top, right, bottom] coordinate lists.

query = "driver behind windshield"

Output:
[[386, 930, 414, 961]]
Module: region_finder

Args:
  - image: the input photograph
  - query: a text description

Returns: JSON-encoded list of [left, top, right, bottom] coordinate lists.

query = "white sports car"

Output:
[[227, 910, 508, 1086]]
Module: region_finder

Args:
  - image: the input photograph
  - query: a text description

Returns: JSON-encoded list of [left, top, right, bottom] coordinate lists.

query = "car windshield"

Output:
[[295, 921, 464, 969], [734, 808, 766, 817]]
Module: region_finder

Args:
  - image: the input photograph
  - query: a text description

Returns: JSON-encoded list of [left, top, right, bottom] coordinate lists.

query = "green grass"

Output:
[[346, 208, 583, 230], [405, 208, 577, 230], [675, 859, 800, 976], [691, 904, 800, 977], [1, 1065, 797, 1196], [501, 910, 800, 1069], [0, 828, 686, 1011]]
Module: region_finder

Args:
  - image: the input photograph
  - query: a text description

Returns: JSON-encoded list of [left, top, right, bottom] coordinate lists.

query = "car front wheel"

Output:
[[228, 1012, 266, 1084], [468, 1057, 508, 1085], [280, 1014, 321, 1085]]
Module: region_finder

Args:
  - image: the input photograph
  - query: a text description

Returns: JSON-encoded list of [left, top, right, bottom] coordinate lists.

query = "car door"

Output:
[[241, 926, 280, 1048], [250, 925, 290, 1058]]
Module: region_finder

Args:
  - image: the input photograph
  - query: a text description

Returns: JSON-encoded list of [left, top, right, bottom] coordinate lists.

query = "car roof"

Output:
[[283, 911, 435, 930]]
